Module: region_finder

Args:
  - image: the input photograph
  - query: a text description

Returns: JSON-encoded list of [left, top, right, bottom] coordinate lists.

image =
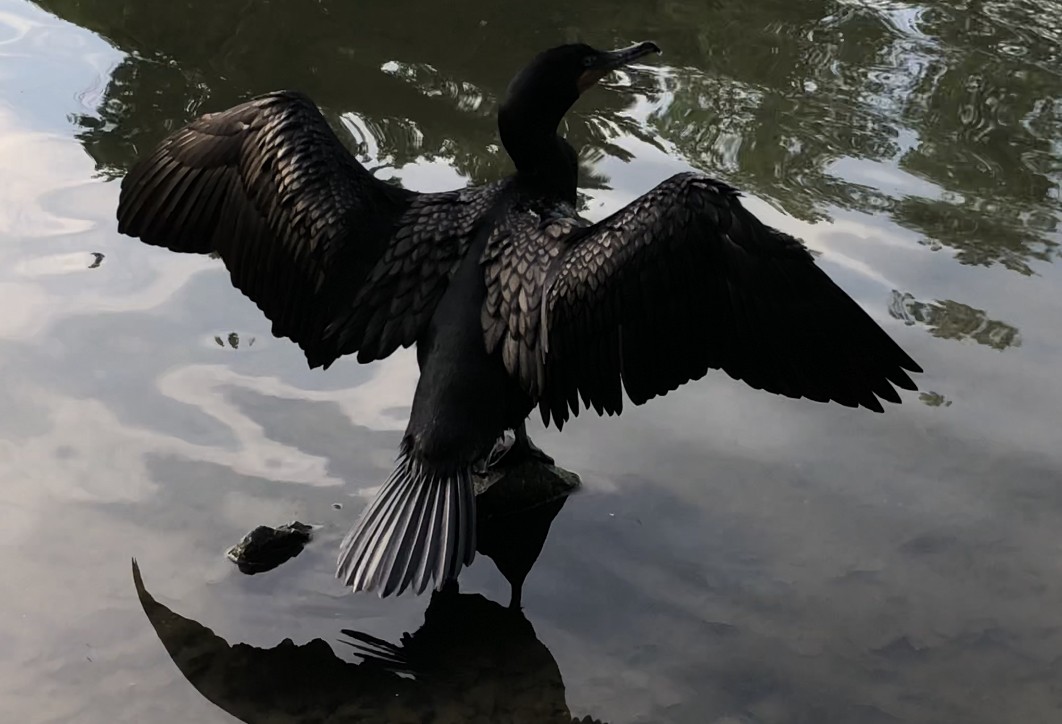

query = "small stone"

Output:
[[226, 521, 314, 574]]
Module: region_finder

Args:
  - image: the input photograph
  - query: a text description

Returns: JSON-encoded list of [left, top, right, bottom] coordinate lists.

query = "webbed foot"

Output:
[[488, 422, 554, 469]]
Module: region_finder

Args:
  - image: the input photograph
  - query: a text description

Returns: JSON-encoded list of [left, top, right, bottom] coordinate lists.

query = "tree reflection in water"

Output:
[[38, 0, 1062, 277]]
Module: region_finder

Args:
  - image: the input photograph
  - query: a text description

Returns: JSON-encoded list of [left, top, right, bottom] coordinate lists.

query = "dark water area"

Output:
[[1, 0, 1061, 721]]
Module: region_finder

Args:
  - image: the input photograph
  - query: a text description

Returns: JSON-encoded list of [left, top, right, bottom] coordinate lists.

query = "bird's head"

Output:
[[498, 41, 660, 187], [501, 41, 661, 125]]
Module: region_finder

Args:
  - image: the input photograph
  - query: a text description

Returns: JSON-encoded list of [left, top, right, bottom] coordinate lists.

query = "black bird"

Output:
[[116, 41, 921, 598]]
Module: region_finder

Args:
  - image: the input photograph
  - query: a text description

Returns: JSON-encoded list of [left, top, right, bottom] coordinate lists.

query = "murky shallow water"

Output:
[[2, 0, 1061, 721]]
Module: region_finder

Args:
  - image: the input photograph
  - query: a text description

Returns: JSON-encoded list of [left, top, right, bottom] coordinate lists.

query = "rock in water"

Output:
[[473, 458, 581, 513], [226, 521, 313, 574]]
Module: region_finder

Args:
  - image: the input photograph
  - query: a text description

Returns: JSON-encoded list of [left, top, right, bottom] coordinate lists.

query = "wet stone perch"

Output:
[[226, 521, 313, 574], [472, 457, 581, 509]]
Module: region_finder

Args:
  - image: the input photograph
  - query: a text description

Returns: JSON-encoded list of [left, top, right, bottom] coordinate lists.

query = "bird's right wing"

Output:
[[535, 172, 921, 427], [117, 91, 499, 369]]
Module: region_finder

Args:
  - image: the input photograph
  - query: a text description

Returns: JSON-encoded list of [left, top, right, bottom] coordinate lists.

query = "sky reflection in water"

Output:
[[1, 0, 1061, 721]]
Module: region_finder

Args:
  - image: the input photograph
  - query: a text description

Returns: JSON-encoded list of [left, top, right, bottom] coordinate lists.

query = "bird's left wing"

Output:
[[519, 173, 921, 428]]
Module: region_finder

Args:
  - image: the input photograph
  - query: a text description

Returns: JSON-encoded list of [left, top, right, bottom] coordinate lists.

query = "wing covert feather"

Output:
[[481, 208, 586, 397]]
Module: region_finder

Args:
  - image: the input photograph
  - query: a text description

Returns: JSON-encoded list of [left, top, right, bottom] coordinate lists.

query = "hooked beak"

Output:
[[578, 41, 662, 93]]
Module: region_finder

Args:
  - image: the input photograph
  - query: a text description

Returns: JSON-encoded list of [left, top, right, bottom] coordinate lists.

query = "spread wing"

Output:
[[117, 90, 499, 368], [490, 173, 922, 428]]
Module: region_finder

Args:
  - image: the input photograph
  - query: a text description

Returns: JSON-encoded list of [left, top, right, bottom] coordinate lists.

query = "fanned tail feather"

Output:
[[336, 451, 476, 596]]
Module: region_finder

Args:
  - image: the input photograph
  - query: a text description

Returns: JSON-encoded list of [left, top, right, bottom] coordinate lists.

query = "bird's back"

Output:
[[405, 185, 552, 468]]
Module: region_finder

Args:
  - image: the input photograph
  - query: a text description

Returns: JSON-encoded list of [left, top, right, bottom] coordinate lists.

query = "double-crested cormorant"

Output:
[[117, 41, 921, 597]]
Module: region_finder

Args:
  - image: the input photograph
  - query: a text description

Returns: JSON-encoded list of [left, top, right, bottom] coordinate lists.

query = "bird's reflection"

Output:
[[133, 466, 602, 723]]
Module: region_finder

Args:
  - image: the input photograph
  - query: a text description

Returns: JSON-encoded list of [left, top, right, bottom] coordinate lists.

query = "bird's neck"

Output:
[[498, 107, 578, 204]]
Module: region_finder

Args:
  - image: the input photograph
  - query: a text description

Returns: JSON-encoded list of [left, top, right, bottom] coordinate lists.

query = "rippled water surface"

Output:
[[3, 0, 1062, 721]]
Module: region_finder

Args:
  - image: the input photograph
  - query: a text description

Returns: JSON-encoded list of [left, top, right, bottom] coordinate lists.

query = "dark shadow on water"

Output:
[[132, 469, 601, 723]]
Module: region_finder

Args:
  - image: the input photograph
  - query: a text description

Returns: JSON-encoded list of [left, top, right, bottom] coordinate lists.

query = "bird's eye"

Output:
[[582, 56, 595, 68]]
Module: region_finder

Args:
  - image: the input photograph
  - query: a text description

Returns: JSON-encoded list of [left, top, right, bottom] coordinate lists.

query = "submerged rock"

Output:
[[226, 521, 313, 574]]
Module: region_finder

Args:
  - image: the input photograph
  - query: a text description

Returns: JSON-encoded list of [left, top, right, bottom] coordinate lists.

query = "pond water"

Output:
[[2, 0, 1061, 722]]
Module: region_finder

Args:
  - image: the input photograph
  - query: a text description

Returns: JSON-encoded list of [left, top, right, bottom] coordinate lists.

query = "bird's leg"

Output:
[[483, 433, 513, 471], [486, 422, 554, 469], [509, 421, 555, 465], [509, 580, 523, 610]]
